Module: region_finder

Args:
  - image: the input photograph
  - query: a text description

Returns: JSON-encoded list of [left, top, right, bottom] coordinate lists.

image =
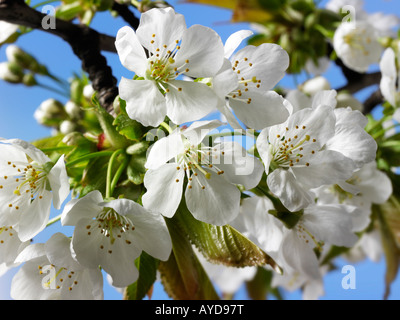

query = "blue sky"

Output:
[[1, 0, 400, 300]]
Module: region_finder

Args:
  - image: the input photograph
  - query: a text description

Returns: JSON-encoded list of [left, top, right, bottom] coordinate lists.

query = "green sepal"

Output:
[[175, 202, 282, 272], [123, 252, 159, 300], [158, 215, 220, 300]]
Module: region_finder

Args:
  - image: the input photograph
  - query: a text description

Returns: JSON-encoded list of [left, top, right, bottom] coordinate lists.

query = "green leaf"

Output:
[[375, 202, 400, 299], [127, 154, 147, 185], [158, 216, 220, 300], [31, 134, 65, 150], [123, 252, 159, 300], [113, 113, 145, 141], [175, 203, 282, 272], [79, 155, 111, 197]]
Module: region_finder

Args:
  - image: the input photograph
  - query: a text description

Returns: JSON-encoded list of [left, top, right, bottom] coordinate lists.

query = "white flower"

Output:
[[61, 191, 172, 288], [231, 195, 357, 284], [0, 226, 29, 277], [380, 45, 400, 108], [231, 196, 284, 255], [0, 139, 70, 241], [0, 22, 18, 43], [271, 266, 328, 300], [142, 120, 264, 225], [336, 91, 363, 111], [115, 7, 225, 127], [212, 30, 290, 130], [300, 76, 330, 96], [327, 0, 399, 37], [279, 203, 357, 280], [11, 233, 104, 300], [313, 161, 392, 232], [256, 100, 357, 211], [333, 21, 383, 73]]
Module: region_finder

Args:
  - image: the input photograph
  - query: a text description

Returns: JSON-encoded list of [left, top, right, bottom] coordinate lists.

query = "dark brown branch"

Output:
[[112, 1, 140, 30], [327, 43, 382, 113], [363, 89, 384, 115], [0, 0, 118, 113], [336, 71, 381, 95]]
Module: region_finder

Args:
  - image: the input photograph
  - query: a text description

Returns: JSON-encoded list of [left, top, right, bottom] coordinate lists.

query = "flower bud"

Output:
[[83, 84, 95, 100], [22, 73, 38, 86], [300, 76, 330, 96], [0, 62, 23, 83], [60, 120, 77, 134], [139, 0, 171, 12], [336, 92, 363, 111], [34, 98, 68, 127], [5, 45, 44, 75], [65, 100, 83, 119]]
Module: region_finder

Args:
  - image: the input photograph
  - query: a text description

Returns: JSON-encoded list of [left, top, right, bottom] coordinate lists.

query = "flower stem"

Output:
[[106, 149, 125, 199], [160, 121, 173, 134], [110, 153, 129, 195], [47, 213, 62, 227]]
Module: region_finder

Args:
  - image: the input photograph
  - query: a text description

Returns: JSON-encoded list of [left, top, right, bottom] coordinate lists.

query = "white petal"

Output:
[[119, 77, 167, 127], [1, 139, 49, 164], [256, 127, 274, 174], [185, 170, 240, 225], [182, 119, 223, 146], [106, 199, 172, 261], [142, 163, 184, 218], [229, 90, 289, 130], [303, 204, 358, 247], [145, 130, 185, 170], [224, 30, 254, 58], [354, 162, 393, 204], [115, 26, 148, 76], [239, 196, 284, 252], [281, 231, 321, 280], [174, 24, 224, 78], [325, 123, 377, 168], [311, 90, 337, 110], [287, 104, 336, 149], [285, 90, 312, 113], [45, 233, 82, 271], [267, 169, 313, 212], [211, 141, 264, 189], [17, 190, 53, 242], [231, 43, 289, 90], [61, 190, 104, 226], [136, 7, 186, 54], [292, 150, 356, 189], [47, 155, 69, 210], [165, 80, 218, 124], [72, 218, 141, 288], [212, 59, 239, 98]]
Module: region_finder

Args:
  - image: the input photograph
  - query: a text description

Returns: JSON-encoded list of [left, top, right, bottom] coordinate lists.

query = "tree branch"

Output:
[[112, 1, 140, 30], [363, 89, 384, 115], [0, 0, 118, 114]]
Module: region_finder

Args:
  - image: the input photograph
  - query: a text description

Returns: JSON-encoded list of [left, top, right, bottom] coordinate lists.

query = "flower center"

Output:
[[1, 160, 48, 211], [145, 34, 190, 92], [86, 208, 135, 247], [270, 125, 318, 169], [228, 56, 262, 105], [175, 139, 225, 190], [296, 223, 324, 253], [38, 264, 78, 292]]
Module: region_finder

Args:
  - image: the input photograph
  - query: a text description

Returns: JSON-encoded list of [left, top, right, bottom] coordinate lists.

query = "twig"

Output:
[[0, 0, 119, 114]]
